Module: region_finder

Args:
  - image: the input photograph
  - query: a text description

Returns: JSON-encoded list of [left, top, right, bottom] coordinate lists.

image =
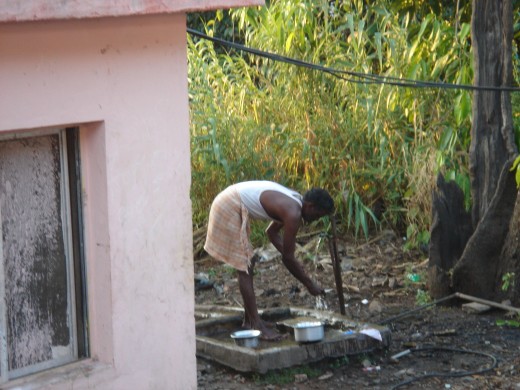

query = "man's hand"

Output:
[[306, 280, 325, 296]]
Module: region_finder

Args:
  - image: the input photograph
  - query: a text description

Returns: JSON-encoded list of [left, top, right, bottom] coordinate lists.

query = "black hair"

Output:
[[303, 188, 334, 213]]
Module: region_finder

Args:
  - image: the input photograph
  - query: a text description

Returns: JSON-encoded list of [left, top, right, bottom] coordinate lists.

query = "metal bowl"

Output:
[[293, 321, 324, 343], [230, 329, 261, 348]]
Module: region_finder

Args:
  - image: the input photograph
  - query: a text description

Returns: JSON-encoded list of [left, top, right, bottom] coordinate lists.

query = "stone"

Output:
[[318, 371, 333, 380], [368, 299, 383, 313], [462, 302, 491, 313]]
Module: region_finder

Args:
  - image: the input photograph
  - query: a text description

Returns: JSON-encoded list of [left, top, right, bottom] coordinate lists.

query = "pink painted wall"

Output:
[[0, 0, 264, 22], [0, 14, 196, 389]]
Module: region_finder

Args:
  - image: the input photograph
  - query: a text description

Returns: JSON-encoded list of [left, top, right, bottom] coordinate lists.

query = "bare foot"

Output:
[[242, 321, 286, 341], [263, 320, 277, 329], [258, 326, 287, 341]]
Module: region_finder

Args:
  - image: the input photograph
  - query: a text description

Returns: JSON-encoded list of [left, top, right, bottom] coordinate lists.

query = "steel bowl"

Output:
[[293, 321, 324, 343], [230, 329, 261, 348]]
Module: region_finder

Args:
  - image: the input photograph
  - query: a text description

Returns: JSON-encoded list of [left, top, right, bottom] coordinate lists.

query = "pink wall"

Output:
[[0, 0, 264, 22], [0, 14, 196, 389]]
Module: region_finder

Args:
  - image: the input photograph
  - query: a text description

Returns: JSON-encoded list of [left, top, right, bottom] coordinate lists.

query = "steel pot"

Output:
[[293, 321, 324, 343], [230, 329, 261, 348]]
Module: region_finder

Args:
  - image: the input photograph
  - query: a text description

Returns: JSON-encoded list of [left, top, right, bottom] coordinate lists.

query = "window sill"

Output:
[[2, 359, 116, 390]]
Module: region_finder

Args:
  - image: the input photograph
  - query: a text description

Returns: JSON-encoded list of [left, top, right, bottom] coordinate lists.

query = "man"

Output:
[[204, 181, 334, 340]]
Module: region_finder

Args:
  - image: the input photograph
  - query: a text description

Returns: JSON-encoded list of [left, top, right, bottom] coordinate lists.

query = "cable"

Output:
[[378, 293, 458, 325], [390, 346, 498, 389], [187, 28, 520, 93], [377, 295, 499, 388]]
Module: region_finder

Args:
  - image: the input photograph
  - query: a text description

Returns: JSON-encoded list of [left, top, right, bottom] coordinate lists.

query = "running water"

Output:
[[313, 234, 324, 263], [315, 295, 329, 310], [313, 234, 329, 311]]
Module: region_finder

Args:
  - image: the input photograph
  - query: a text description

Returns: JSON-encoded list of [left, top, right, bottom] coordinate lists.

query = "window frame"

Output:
[[0, 127, 87, 383]]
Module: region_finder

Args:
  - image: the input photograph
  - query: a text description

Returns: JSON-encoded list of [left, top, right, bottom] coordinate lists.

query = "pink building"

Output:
[[0, 1, 262, 389]]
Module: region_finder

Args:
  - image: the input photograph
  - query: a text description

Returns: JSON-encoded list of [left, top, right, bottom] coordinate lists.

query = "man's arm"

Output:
[[266, 221, 284, 253], [266, 216, 323, 296], [262, 191, 324, 295]]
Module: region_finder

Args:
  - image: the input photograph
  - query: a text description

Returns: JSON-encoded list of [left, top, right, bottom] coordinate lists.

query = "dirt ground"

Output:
[[194, 229, 520, 389]]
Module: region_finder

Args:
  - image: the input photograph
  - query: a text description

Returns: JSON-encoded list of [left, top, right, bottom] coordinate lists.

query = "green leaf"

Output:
[[510, 155, 520, 171], [417, 15, 431, 40], [510, 156, 520, 189], [360, 212, 369, 237], [285, 32, 295, 54], [458, 23, 471, 41], [374, 32, 383, 68], [496, 319, 520, 328], [455, 92, 471, 126], [407, 63, 420, 80], [346, 14, 354, 34], [431, 53, 450, 80], [438, 127, 454, 151]]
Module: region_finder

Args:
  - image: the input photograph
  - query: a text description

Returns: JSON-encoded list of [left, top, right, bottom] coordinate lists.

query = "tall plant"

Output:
[[188, 0, 498, 245]]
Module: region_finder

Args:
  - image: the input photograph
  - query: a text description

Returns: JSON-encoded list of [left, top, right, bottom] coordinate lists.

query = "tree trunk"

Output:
[[429, 0, 518, 300], [469, 0, 516, 227], [495, 192, 520, 304], [451, 157, 518, 297], [428, 174, 472, 299]]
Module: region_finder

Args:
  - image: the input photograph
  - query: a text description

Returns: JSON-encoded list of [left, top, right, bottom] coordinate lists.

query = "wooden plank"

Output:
[[455, 292, 520, 314]]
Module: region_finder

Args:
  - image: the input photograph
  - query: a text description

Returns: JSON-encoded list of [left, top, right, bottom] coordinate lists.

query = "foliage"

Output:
[[383, 0, 472, 24], [415, 289, 432, 306], [501, 272, 516, 292], [329, 355, 350, 368], [403, 266, 427, 292], [511, 156, 520, 189], [252, 365, 322, 385], [204, 264, 236, 280], [496, 318, 520, 328], [188, 0, 519, 246]]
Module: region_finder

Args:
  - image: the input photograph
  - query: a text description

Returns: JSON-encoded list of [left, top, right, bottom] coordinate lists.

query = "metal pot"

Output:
[[293, 321, 324, 343], [230, 329, 261, 348]]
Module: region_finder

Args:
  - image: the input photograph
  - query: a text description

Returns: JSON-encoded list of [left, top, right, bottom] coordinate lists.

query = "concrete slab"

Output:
[[195, 305, 391, 373]]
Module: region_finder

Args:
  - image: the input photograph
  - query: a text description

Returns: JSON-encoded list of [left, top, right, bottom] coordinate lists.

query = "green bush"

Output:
[[188, 0, 519, 246]]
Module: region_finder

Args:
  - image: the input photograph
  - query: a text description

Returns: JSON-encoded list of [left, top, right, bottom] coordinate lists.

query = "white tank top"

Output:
[[233, 181, 302, 220]]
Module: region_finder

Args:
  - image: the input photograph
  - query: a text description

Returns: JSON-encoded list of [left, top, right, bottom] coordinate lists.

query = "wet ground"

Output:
[[194, 230, 520, 389]]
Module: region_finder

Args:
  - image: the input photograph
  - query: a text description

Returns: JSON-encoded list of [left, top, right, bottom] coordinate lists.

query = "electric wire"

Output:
[[379, 294, 499, 388], [187, 28, 520, 93], [378, 293, 458, 325], [390, 346, 498, 389]]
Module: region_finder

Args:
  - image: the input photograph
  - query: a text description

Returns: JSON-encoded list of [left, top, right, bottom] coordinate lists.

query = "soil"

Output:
[[194, 229, 520, 389]]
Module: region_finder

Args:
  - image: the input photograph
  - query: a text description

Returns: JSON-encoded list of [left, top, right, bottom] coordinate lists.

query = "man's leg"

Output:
[[238, 261, 281, 340]]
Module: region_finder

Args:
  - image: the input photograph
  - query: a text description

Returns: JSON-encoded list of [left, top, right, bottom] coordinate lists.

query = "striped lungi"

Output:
[[204, 186, 254, 272]]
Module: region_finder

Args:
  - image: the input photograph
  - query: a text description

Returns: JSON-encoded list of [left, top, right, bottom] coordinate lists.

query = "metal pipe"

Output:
[[328, 215, 346, 315]]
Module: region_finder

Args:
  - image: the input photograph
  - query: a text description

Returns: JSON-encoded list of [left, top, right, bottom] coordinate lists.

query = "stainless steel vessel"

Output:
[[293, 321, 324, 342], [230, 329, 261, 347]]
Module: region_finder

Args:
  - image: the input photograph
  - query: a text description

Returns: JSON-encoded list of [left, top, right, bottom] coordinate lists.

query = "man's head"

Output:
[[301, 188, 334, 222]]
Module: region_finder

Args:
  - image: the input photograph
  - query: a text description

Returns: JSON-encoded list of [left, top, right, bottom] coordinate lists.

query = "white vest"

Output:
[[233, 181, 302, 220]]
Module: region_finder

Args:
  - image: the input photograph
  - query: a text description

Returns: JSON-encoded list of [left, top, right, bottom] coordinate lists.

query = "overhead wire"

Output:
[[187, 28, 520, 93]]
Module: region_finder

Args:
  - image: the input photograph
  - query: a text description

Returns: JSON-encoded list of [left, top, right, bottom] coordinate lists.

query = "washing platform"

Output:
[[195, 305, 391, 373]]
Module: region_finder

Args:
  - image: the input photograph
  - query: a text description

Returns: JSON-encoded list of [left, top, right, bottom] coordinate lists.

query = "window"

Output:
[[0, 128, 87, 383]]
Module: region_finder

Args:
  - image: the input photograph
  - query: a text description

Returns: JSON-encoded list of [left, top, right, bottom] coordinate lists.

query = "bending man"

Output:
[[204, 181, 334, 340]]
